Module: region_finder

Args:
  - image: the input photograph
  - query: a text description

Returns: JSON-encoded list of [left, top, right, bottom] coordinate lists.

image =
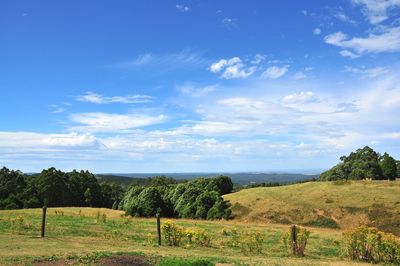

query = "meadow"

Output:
[[0, 207, 370, 266]]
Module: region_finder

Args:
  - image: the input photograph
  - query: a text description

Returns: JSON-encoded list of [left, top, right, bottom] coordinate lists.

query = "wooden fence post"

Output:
[[156, 213, 161, 246], [291, 225, 297, 255], [41, 206, 47, 238]]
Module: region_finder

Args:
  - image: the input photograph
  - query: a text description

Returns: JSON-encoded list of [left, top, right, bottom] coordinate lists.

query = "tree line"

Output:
[[320, 146, 399, 181], [0, 167, 233, 220], [0, 167, 124, 210]]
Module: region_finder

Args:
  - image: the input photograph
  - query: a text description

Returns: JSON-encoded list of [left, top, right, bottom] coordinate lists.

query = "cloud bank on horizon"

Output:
[[0, 0, 399, 173]]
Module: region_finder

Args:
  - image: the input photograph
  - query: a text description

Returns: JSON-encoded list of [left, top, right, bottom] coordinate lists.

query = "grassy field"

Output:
[[224, 180, 400, 235], [0, 207, 371, 266]]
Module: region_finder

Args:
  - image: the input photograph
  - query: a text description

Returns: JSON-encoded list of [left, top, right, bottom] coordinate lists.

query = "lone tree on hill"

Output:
[[380, 153, 398, 181]]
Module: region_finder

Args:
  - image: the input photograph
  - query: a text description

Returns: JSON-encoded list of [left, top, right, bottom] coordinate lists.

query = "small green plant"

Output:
[[54, 210, 64, 216], [103, 229, 123, 240], [342, 226, 400, 264], [162, 220, 183, 246], [158, 257, 214, 266], [9, 216, 31, 234], [96, 212, 107, 223], [281, 225, 310, 257]]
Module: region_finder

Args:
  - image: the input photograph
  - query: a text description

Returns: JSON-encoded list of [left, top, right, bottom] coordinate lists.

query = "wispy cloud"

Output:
[[176, 84, 217, 97], [176, 4, 190, 12], [222, 17, 238, 29], [324, 27, 400, 57], [261, 65, 289, 79], [333, 10, 356, 24], [76, 92, 154, 104], [344, 66, 389, 78], [69, 112, 166, 133], [117, 49, 210, 70], [352, 0, 400, 24]]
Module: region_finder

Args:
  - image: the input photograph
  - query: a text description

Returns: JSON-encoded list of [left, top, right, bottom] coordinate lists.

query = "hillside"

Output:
[[225, 180, 400, 235]]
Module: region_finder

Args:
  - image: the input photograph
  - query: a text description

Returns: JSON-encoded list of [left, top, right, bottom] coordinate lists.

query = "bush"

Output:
[[281, 226, 310, 257], [225, 228, 266, 255], [162, 220, 184, 246], [193, 229, 212, 247], [342, 226, 400, 264]]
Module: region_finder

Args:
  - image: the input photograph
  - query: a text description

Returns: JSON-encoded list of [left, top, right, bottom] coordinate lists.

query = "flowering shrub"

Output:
[[162, 220, 183, 246], [342, 226, 400, 264]]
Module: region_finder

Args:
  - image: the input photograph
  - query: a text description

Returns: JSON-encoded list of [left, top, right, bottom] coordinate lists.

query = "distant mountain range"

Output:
[[96, 172, 320, 186]]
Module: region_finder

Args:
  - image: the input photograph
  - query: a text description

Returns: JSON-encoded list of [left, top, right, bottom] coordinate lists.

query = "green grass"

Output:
[[0, 207, 371, 265], [225, 180, 400, 235]]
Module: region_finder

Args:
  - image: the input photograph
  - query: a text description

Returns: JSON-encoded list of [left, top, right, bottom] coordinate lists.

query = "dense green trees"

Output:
[[0, 166, 233, 221], [0, 167, 124, 210], [119, 175, 233, 220], [320, 147, 398, 181]]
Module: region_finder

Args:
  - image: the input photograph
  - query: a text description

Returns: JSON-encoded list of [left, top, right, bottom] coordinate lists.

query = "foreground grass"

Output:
[[225, 180, 400, 234], [0, 208, 371, 265]]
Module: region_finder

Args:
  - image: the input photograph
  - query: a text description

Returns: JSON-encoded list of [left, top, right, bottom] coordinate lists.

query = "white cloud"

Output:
[[340, 50, 361, 58], [69, 112, 166, 133], [210, 57, 256, 79], [76, 92, 154, 104], [352, 0, 400, 24], [324, 27, 400, 56], [261, 65, 289, 79], [313, 28, 322, 35], [176, 4, 190, 12], [0, 132, 99, 148], [344, 66, 389, 78], [281, 91, 318, 104]]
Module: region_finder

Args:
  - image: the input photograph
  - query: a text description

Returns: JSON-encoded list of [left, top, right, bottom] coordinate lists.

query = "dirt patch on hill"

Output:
[[99, 254, 152, 266]]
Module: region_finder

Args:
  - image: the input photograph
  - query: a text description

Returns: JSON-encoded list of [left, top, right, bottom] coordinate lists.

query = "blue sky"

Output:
[[1, 0, 400, 173]]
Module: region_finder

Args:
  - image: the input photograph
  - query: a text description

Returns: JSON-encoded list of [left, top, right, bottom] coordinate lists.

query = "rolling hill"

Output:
[[224, 180, 400, 235]]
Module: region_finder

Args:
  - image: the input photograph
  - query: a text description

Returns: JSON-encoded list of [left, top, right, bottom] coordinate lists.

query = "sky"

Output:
[[0, 0, 400, 173]]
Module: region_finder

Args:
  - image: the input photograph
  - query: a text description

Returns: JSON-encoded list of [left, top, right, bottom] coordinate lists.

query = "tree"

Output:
[[320, 146, 384, 181], [380, 153, 398, 181]]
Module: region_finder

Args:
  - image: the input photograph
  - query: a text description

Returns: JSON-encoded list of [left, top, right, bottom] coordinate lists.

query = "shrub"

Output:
[[281, 225, 310, 257], [193, 229, 212, 247], [162, 220, 183, 246], [342, 226, 400, 264]]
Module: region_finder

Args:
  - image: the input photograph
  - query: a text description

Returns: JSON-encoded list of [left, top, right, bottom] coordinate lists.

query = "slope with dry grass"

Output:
[[225, 180, 400, 235]]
